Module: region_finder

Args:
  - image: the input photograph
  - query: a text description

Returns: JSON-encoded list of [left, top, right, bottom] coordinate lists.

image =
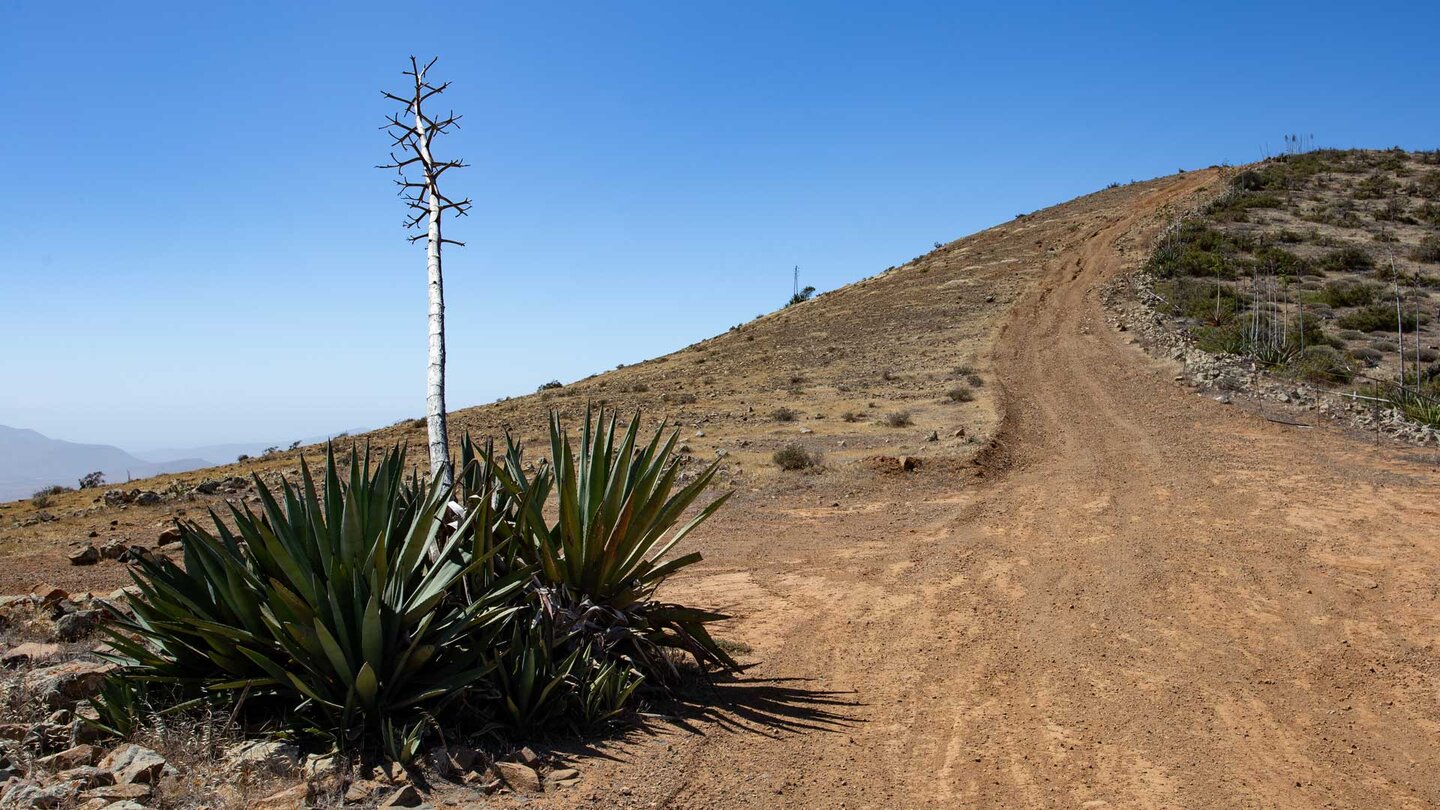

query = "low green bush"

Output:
[[773, 444, 821, 470]]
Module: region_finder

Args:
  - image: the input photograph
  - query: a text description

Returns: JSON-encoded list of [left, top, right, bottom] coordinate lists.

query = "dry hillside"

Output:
[[6, 164, 1440, 809]]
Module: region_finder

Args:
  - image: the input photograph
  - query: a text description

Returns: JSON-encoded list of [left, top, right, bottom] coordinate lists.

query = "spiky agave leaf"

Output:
[[101, 442, 523, 741]]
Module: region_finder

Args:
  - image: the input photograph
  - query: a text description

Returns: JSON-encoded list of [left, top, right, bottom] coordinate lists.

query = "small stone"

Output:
[[55, 610, 104, 641], [26, 660, 114, 707], [53, 765, 113, 789], [250, 783, 311, 809], [379, 784, 424, 808], [925, 431, 939, 442], [344, 780, 384, 803], [224, 739, 300, 774], [36, 744, 101, 771], [491, 761, 542, 794], [98, 540, 128, 561], [99, 744, 174, 785], [2, 642, 63, 667], [156, 526, 182, 546], [68, 546, 100, 566], [516, 747, 540, 766], [32, 584, 69, 605], [548, 767, 580, 784], [78, 778, 153, 795]]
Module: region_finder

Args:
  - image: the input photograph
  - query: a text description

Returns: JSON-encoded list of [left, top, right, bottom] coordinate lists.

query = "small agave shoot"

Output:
[[94, 409, 739, 755]]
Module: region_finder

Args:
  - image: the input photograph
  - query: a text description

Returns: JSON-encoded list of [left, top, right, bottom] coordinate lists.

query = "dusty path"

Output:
[[556, 172, 1440, 809]]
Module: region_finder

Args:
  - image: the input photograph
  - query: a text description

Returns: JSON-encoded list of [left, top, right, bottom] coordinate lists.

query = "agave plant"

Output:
[[102, 445, 525, 742], [480, 408, 739, 677]]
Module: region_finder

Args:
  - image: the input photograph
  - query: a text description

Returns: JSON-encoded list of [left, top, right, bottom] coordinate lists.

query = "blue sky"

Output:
[[2, 1, 1436, 450]]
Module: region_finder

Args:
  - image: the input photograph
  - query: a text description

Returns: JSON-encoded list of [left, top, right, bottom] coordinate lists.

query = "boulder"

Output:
[[491, 761, 542, 794], [36, 743, 101, 771], [53, 765, 113, 789], [32, 585, 68, 605], [55, 610, 104, 641], [99, 744, 173, 785], [224, 739, 300, 774], [77, 783, 151, 802], [250, 784, 311, 809], [1, 642, 63, 667], [378, 784, 424, 808], [25, 661, 114, 707], [98, 541, 129, 561], [68, 546, 100, 566], [156, 527, 182, 547], [133, 492, 161, 507]]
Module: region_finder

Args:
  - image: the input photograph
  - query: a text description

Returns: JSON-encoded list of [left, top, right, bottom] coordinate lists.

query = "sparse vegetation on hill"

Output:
[[1143, 148, 1440, 424]]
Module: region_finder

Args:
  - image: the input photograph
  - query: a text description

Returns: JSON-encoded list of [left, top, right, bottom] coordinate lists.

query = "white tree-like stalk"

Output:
[[380, 57, 472, 487]]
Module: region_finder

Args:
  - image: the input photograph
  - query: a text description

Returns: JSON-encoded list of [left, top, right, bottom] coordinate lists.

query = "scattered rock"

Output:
[[925, 430, 939, 442], [224, 739, 300, 774], [98, 540, 128, 561], [250, 783, 311, 809], [156, 526, 182, 546], [0, 779, 78, 808], [547, 767, 581, 787], [133, 492, 161, 507], [379, 784, 424, 808], [78, 783, 152, 803], [492, 761, 542, 794], [68, 546, 100, 566], [2, 642, 63, 667], [53, 765, 113, 789], [36, 744, 101, 771], [99, 744, 174, 785], [344, 780, 385, 803], [302, 753, 341, 780], [55, 610, 104, 641], [26, 661, 114, 708], [32, 585, 68, 605]]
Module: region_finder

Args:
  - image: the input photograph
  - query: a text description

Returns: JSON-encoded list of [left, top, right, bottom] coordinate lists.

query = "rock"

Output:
[[897, 456, 918, 472], [447, 746, 481, 773], [925, 431, 939, 442], [98, 802, 152, 810], [224, 739, 300, 774], [250, 783, 310, 809], [491, 761, 542, 794], [26, 661, 114, 707], [99, 744, 174, 785], [0, 779, 77, 808], [516, 747, 540, 766], [547, 767, 580, 787], [2, 642, 63, 667], [32, 585, 68, 605], [98, 540, 128, 561], [379, 784, 424, 807], [344, 779, 385, 803], [156, 527, 182, 546], [53, 765, 112, 788], [694, 430, 705, 438], [799, 428, 813, 434], [55, 610, 104, 641], [302, 753, 341, 780], [133, 492, 161, 507], [68, 546, 100, 566], [36, 744, 101, 771]]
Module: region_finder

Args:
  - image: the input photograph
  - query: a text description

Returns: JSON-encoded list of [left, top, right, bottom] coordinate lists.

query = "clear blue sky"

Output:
[[2, 1, 1436, 451]]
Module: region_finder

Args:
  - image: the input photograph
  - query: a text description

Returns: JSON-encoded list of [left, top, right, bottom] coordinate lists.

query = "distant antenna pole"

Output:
[[793, 265, 799, 298]]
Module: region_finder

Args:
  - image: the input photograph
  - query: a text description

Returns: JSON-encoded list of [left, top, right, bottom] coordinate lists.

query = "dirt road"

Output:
[[557, 172, 1440, 809]]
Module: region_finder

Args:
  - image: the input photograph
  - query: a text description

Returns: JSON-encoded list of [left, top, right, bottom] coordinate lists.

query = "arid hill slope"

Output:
[[9, 166, 1440, 809]]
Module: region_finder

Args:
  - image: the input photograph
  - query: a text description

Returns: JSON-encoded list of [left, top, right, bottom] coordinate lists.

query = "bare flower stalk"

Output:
[[379, 57, 472, 486]]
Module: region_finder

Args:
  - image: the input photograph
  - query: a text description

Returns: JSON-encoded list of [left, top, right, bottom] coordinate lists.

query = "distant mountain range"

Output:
[[0, 424, 374, 503], [0, 425, 210, 502]]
